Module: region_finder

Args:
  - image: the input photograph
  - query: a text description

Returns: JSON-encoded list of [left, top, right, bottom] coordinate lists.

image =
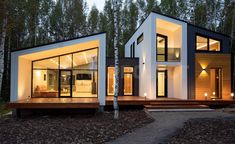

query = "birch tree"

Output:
[[0, 0, 8, 99], [112, 0, 120, 119]]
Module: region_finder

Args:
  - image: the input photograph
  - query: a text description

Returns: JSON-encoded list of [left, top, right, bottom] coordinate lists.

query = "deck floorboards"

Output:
[[6, 96, 235, 109]]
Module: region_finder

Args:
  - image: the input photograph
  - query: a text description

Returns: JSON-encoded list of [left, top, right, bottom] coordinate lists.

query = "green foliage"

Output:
[[0, 100, 10, 117], [88, 6, 99, 34]]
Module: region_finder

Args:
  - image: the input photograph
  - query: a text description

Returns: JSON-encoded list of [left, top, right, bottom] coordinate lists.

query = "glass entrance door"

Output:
[[210, 68, 222, 99], [59, 70, 72, 97], [156, 34, 168, 61], [157, 71, 167, 97]]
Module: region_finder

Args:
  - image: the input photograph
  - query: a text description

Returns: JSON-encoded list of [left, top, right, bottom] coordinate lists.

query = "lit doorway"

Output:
[[157, 70, 167, 97], [210, 68, 222, 99], [59, 70, 72, 97]]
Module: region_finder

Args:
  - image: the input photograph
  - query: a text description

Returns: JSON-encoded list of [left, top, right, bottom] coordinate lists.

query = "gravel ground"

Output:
[[168, 118, 235, 144], [0, 110, 154, 144]]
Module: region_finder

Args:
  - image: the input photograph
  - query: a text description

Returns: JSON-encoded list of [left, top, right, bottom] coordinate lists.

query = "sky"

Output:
[[86, 0, 106, 12]]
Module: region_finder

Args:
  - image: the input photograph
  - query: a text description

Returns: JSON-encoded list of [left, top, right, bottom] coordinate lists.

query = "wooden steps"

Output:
[[144, 104, 209, 109], [145, 100, 210, 110]]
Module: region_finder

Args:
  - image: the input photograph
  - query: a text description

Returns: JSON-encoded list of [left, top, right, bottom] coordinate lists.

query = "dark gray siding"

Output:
[[106, 57, 139, 96], [187, 24, 231, 99]]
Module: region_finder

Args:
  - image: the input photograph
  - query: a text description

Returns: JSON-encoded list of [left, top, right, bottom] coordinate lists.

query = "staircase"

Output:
[[144, 101, 212, 111]]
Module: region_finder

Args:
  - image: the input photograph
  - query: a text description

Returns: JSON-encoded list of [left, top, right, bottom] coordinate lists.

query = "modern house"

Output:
[[9, 12, 233, 110]]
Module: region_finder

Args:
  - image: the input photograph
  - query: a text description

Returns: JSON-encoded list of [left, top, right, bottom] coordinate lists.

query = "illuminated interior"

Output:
[[107, 67, 115, 95], [124, 67, 133, 95], [32, 48, 98, 98], [156, 18, 182, 62], [107, 67, 134, 96], [157, 71, 166, 97], [196, 36, 208, 50], [196, 35, 220, 51], [156, 35, 167, 61]]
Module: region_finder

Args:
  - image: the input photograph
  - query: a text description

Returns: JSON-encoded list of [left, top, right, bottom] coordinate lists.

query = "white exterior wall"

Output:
[[125, 13, 156, 99], [125, 12, 188, 99], [10, 33, 106, 105]]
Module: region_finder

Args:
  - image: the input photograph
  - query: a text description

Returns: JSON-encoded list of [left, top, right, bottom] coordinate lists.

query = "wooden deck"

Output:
[[106, 96, 148, 105], [6, 98, 99, 109], [6, 96, 235, 109]]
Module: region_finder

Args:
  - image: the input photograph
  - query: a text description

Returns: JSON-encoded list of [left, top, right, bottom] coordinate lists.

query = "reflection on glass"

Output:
[[72, 70, 97, 97], [73, 49, 98, 69], [32, 48, 98, 98], [196, 36, 208, 50], [33, 57, 59, 69], [157, 35, 167, 61], [124, 67, 133, 95], [209, 39, 220, 51], [32, 70, 59, 97], [107, 67, 115, 95], [60, 54, 72, 69], [158, 71, 165, 97], [60, 71, 71, 97]]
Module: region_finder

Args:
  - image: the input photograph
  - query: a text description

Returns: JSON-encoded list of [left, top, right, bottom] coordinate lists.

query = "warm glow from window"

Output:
[[196, 35, 221, 51], [157, 71, 166, 96], [107, 67, 115, 95], [196, 36, 208, 50], [209, 39, 220, 51], [124, 67, 133, 95]]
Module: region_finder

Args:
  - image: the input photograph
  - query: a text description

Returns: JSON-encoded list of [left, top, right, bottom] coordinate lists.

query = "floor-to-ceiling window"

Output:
[[124, 67, 133, 95], [72, 48, 98, 97], [157, 71, 167, 97], [107, 67, 115, 95], [32, 48, 98, 98], [156, 34, 167, 61]]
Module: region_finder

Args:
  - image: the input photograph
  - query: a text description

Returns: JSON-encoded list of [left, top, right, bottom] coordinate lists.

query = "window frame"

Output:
[[137, 33, 144, 45], [123, 67, 134, 96], [31, 47, 99, 98], [156, 33, 168, 61], [195, 34, 222, 52]]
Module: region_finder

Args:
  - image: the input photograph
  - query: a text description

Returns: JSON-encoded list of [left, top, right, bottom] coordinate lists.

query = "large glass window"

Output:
[[209, 38, 220, 51], [196, 36, 208, 50], [33, 57, 59, 69], [196, 35, 221, 51], [73, 49, 98, 69], [60, 54, 72, 69], [157, 34, 167, 61], [107, 67, 115, 95], [124, 67, 133, 95], [72, 70, 97, 97], [32, 48, 98, 98], [32, 69, 59, 98]]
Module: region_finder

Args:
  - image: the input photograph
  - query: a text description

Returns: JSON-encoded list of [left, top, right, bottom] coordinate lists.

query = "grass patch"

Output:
[[0, 100, 10, 117]]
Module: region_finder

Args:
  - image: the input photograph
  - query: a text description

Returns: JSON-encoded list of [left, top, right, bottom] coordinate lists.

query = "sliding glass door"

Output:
[[32, 48, 98, 98], [59, 70, 72, 97]]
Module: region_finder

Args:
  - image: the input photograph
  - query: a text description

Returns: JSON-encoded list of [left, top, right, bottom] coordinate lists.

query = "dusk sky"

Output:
[[86, 0, 106, 12]]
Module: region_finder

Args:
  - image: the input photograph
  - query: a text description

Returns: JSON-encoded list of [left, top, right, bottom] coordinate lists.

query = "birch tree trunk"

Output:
[[0, 15, 8, 98], [112, 0, 119, 119]]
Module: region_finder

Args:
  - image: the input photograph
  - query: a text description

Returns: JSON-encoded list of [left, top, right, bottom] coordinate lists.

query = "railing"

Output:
[[156, 48, 181, 62]]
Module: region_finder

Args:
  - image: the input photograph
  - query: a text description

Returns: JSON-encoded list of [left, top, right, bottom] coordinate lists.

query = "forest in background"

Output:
[[0, 0, 234, 100]]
